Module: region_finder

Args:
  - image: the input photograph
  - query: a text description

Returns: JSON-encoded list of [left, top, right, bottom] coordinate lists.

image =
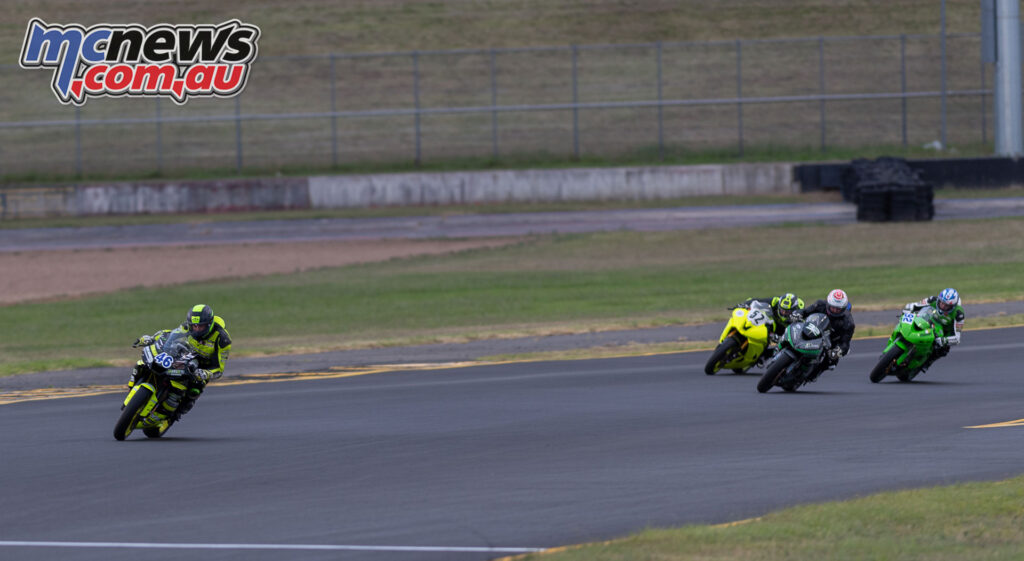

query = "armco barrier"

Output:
[[0, 163, 797, 219]]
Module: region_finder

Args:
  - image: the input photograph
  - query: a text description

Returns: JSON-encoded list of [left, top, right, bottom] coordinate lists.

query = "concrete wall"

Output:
[[0, 162, 797, 219]]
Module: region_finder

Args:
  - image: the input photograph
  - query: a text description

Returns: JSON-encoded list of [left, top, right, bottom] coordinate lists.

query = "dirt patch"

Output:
[[1, 239, 516, 305]]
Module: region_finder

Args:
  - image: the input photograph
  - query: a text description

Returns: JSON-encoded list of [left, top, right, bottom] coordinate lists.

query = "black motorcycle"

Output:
[[756, 313, 832, 393], [113, 329, 199, 440]]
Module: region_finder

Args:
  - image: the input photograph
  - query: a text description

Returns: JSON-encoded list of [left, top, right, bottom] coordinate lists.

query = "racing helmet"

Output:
[[774, 293, 804, 321], [936, 288, 960, 315], [826, 289, 849, 317], [186, 304, 214, 339]]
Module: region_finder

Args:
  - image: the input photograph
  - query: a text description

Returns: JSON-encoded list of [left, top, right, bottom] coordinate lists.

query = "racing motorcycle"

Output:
[[113, 329, 199, 440], [704, 301, 775, 375], [869, 305, 944, 383], [756, 312, 832, 393]]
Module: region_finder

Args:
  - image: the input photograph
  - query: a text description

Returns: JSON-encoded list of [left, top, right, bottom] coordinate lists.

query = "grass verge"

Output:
[[509, 475, 1024, 561], [4, 216, 1024, 376]]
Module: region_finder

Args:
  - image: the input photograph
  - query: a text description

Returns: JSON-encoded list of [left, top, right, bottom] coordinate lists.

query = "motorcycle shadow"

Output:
[[119, 436, 235, 443], [875, 379, 969, 386], [760, 389, 845, 395]]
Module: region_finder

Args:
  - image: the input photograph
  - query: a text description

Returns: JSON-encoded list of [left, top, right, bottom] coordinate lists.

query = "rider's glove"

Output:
[[193, 369, 212, 386], [132, 335, 154, 348]]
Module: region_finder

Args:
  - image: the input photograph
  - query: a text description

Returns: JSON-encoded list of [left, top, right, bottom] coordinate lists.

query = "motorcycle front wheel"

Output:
[[704, 337, 740, 375], [757, 353, 792, 393], [869, 346, 903, 383], [113, 386, 153, 441]]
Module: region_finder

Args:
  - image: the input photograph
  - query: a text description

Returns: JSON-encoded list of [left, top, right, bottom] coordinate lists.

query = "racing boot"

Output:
[[756, 346, 777, 367], [174, 388, 201, 420]]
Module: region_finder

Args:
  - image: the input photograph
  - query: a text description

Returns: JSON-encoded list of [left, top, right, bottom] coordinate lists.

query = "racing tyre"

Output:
[[757, 353, 792, 393], [114, 386, 153, 441], [704, 337, 740, 375], [869, 346, 903, 383]]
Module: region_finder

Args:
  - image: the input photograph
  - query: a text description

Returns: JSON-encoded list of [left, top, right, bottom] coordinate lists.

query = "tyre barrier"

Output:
[[848, 158, 934, 222], [854, 183, 934, 222]]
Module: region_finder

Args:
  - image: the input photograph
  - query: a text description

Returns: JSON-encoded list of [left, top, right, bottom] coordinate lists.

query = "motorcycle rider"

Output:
[[902, 288, 964, 372], [801, 289, 856, 380], [741, 292, 805, 337], [130, 304, 232, 421], [740, 293, 804, 364]]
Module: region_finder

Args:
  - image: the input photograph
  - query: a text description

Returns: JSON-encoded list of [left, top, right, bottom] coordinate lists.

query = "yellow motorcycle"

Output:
[[704, 301, 775, 375]]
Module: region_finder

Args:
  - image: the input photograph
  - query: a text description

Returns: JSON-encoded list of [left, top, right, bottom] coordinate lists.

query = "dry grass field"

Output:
[[0, 1, 988, 180]]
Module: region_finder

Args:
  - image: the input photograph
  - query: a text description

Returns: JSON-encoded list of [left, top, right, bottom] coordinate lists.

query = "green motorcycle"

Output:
[[869, 306, 944, 383]]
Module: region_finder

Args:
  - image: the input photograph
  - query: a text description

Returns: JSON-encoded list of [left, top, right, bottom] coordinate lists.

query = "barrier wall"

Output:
[[0, 163, 798, 219], [795, 156, 1024, 202]]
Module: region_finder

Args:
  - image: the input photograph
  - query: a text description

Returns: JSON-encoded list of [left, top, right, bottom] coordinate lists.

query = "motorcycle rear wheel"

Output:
[[704, 337, 740, 375], [113, 386, 153, 441], [869, 346, 903, 383], [143, 419, 174, 438], [757, 353, 792, 393]]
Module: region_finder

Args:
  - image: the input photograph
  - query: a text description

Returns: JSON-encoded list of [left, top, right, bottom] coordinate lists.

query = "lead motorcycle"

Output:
[[756, 312, 832, 393], [113, 329, 199, 441], [869, 305, 944, 383]]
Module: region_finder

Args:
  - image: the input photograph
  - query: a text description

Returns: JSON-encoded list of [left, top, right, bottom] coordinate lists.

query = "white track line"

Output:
[[0, 540, 543, 553]]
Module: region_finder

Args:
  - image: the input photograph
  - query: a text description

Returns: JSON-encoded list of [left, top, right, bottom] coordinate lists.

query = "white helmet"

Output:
[[826, 289, 849, 317]]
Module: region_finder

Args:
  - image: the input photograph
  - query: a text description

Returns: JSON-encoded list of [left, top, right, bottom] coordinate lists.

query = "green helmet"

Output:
[[186, 304, 214, 339], [772, 293, 804, 322]]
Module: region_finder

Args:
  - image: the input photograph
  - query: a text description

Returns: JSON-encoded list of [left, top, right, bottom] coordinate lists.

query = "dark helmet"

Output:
[[773, 293, 804, 322], [825, 289, 849, 318], [186, 304, 214, 339]]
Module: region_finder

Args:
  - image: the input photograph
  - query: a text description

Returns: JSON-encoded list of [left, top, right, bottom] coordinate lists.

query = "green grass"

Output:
[[520, 475, 1024, 561], [4, 216, 1024, 376]]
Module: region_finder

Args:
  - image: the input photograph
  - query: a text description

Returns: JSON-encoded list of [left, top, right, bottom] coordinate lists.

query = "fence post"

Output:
[[818, 36, 826, 151], [412, 51, 422, 165], [234, 95, 242, 173], [735, 39, 744, 157], [155, 97, 163, 175], [330, 53, 338, 167], [571, 44, 580, 160], [656, 41, 665, 161], [490, 48, 499, 160], [75, 105, 82, 178], [901, 34, 908, 148]]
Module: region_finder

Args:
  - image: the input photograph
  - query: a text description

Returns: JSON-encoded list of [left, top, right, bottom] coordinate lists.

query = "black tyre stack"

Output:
[[843, 157, 934, 222]]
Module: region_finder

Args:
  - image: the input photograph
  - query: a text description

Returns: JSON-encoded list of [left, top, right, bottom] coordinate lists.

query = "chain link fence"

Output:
[[0, 32, 991, 181]]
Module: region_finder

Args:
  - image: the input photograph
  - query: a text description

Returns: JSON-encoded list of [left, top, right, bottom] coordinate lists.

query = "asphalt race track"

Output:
[[2, 328, 1023, 560]]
